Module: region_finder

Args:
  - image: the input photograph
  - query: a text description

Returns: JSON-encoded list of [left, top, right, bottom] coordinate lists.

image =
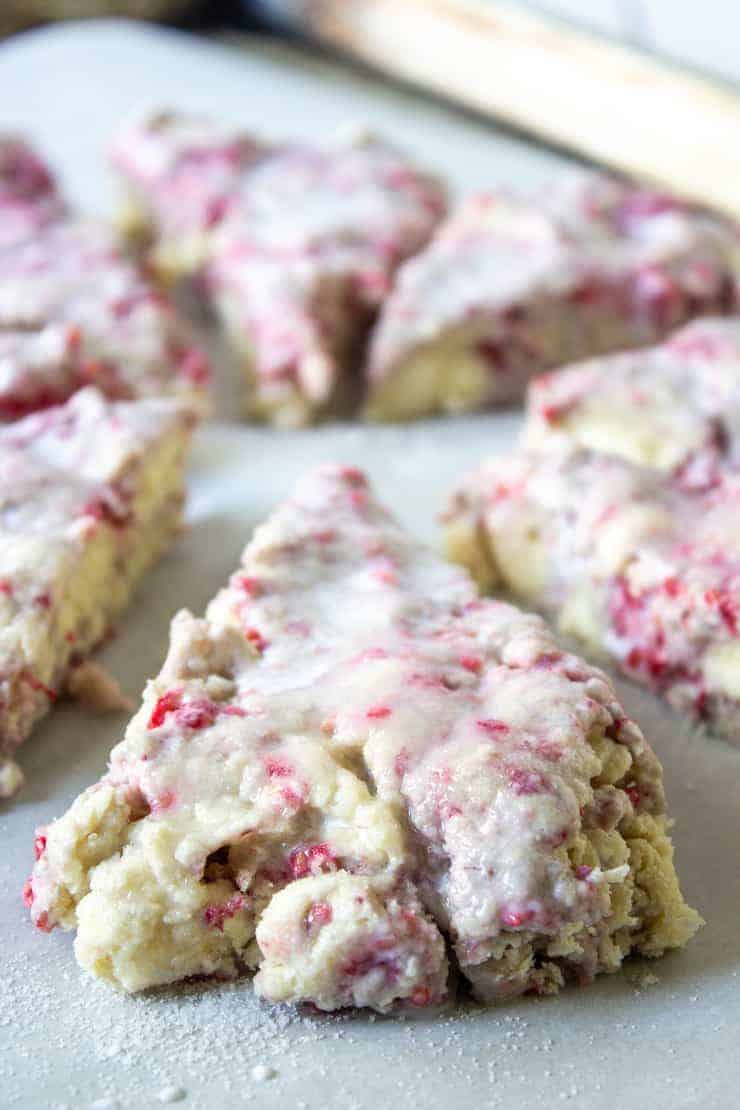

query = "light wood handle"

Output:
[[270, 0, 740, 219]]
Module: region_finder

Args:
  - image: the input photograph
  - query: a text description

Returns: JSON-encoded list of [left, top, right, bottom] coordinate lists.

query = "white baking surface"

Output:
[[0, 20, 738, 1110]]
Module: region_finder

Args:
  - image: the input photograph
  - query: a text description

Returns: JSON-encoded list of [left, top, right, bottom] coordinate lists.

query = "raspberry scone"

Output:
[[524, 316, 740, 470], [445, 445, 740, 741], [365, 173, 737, 420], [0, 387, 194, 798], [0, 136, 209, 420], [27, 466, 700, 1010], [112, 111, 446, 425]]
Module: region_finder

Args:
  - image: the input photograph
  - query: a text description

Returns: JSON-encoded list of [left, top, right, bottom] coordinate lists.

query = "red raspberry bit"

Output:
[[64, 631, 76, 645], [265, 757, 292, 778], [0, 579, 13, 597], [177, 346, 211, 385], [150, 788, 177, 815], [306, 901, 333, 931], [508, 767, 548, 796], [575, 865, 593, 880], [81, 494, 131, 529], [33, 592, 52, 609], [476, 338, 509, 372], [460, 655, 482, 674], [245, 627, 269, 654], [411, 986, 432, 1007], [664, 576, 681, 597], [147, 688, 182, 729], [280, 784, 306, 811], [339, 466, 367, 487], [394, 748, 409, 777], [23, 671, 57, 702], [33, 832, 47, 861], [289, 842, 336, 880], [477, 718, 510, 735], [313, 529, 337, 544], [221, 705, 247, 718], [66, 324, 82, 350], [237, 575, 263, 598], [366, 704, 392, 720], [625, 784, 641, 809], [22, 878, 33, 908], [204, 893, 245, 931], [350, 489, 368, 511], [176, 698, 219, 731], [500, 906, 536, 929]]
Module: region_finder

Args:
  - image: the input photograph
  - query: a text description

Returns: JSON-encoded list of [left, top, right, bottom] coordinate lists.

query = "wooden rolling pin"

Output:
[[264, 0, 740, 219]]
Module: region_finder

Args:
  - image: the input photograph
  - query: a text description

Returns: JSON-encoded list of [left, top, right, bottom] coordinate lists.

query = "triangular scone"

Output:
[[112, 111, 446, 426], [523, 316, 740, 470], [0, 387, 194, 797], [0, 136, 209, 419], [28, 466, 700, 1011], [445, 440, 740, 742], [365, 173, 736, 420]]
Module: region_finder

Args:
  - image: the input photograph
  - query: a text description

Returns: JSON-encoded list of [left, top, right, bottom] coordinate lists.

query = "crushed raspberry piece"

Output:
[[306, 901, 333, 931], [176, 698, 219, 730], [147, 689, 182, 729], [508, 767, 549, 796], [460, 654, 482, 674], [245, 626, 269, 653], [350, 489, 368, 511], [394, 748, 409, 777], [280, 784, 306, 811], [500, 906, 536, 928], [411, 986, 432, 1007], [237, 575, 263, 598], [575, 865, 592, 880], [265, 757, 292, 778], [477, 718, 510, 735], [22, 878, 34, 908], [366, 704, 392, 720], [339, 466, 367, 486], [33, 592, 52, 609], [313, 529, 337, 544], [33, 832, 47, 861], [176, 346, 211, 385], [289, 842, 336, 880], [204, 893, 245, 931], [664, 576, 681, 597], [624, 784, 641, 809], [150, 788, 177, 815], [23, 671, 57, 702], [66, 324, 82, 350], [476, 338, 509, 372], [0, 579, 13, 597], [81, 492, 131, 529]]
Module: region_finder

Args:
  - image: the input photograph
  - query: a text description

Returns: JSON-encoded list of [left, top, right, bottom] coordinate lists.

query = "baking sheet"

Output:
[[0, 21, 738, 1110]]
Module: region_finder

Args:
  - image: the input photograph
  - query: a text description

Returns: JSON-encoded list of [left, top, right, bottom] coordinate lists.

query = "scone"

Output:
[[0, 387, 194, 797], [524, 316, 740, 469], [112, 111, 446, 425], [445, 445, 740, 741], [365, 173, 736, 420], [27, 466, 700, 1011], [0, 135, 209, 419]]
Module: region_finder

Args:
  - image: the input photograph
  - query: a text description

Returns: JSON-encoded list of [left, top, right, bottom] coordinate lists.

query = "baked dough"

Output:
[[365, 174, 736, 420], [27, 466, 700, 1010], [445, 443, 740, 741], [0, 387, 194, 796], [0, 135, 209, 418], [112, 111, 446, 425]]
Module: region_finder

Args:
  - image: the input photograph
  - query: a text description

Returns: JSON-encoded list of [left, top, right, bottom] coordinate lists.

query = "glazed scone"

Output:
[[112, 111, 446, 425], [445, 446, 740, 741], [27, 466, 700, 1010], [0, 136, 209, 420], [365, 173, 737, 420], [0, 387, 194, 797]]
